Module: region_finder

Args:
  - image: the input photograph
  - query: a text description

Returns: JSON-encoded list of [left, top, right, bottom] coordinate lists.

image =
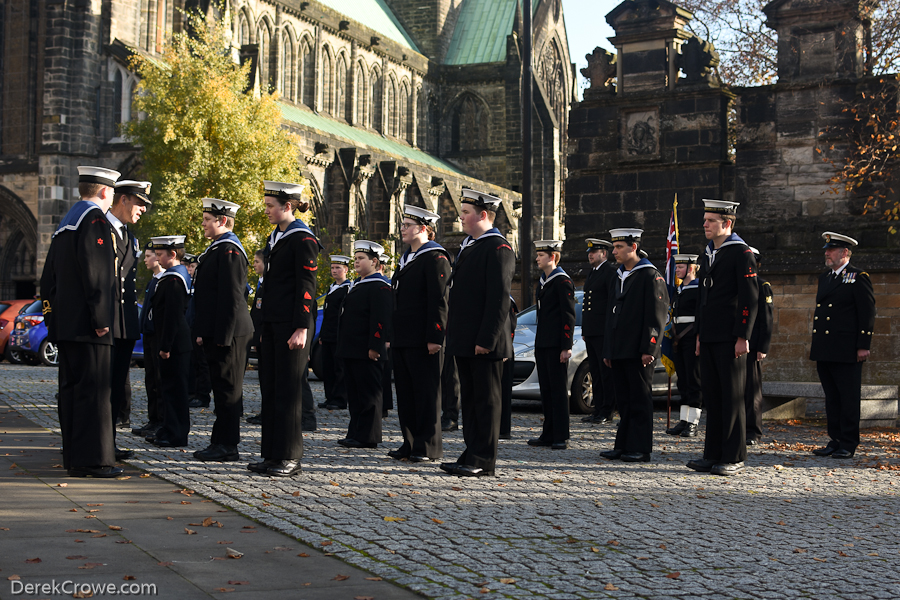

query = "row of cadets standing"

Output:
[[667, 254, 702, 438], [41, 166, 122, 477], [388, 205, 451, 462], [336, 240, 393, 449], [144, 235, 193, 448], [527, 240, 575, 449], [580, 239, 618, 425], [249, 181, 321, 477], [318, 255, 352, 410], [440, 189, 515, 477], [191, 198, 254, 462], [600, 228, 669, 463]]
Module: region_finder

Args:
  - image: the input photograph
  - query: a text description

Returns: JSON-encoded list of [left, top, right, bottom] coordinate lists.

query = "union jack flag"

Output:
[[661, 197, 679, 377]]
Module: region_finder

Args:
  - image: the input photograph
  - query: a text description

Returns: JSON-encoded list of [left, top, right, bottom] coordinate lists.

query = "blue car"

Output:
[[9, 299, 58, 366]]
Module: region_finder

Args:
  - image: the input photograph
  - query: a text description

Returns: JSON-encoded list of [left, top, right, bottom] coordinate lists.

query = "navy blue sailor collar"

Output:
[[349, 272, 391, 291], [399, 240, 446, 270], [267, 219, 323, 252], [52, 200, 104, 238], [457, 227, 506, 259], [540, 266, 570, 287], [199, 230, 248, 263], [157, 264, 192, 295], [327, 279, 352, 294]]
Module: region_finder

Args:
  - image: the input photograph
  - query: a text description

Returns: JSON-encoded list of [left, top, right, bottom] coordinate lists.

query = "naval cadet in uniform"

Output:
[[810, 232, 876, 459], [600, 229, 669, 463], [745, 247, 773, 446], [251, 181, 321, 477], [245, 249, 267, 425], [133, 242, 164, 438], [668, 254, 702, 437], [440, 189, 515, 477], [527, 240, 576, 450], [41, 166, 121, 477], [581, 238, 617, 425], [687, 200, 758, 476], [318, 255, 352, 410], [192, 198, 255, 462], [389, 205, 451, 462]]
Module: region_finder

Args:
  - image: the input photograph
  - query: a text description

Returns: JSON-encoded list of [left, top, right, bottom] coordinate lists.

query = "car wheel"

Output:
[[569, 360, 594, 414], [309, 341, 323, 380], [39, 339, 59, 366], [4, 344, 23, 364]]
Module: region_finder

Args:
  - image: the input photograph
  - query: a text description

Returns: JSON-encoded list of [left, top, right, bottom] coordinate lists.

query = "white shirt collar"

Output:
[[832, 261, 849, 276], [593, 259, 607, 271], [106, 210, 125, 239]]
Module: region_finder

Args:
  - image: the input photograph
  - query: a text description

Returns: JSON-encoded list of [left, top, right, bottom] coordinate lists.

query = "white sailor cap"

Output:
[[674, 254, 699, 264], [586, 238, 612, 251], [330, 255, 351, 265], [353, 240, 384, 257], [402, 204, 440, 225], [534, 240, 563, 251], [263, 180, 306, 201], [115, 180, 152, 204], [821, 231, 858, 249], [78, 166, 121, 188], [461, 188, 502, 210], [183, 253, 198, 264], [609, 228, 643, 243], [149, 235, 186, 250], [202, 198, 241, 217], [378, 253, 392, 265], [748, 247, 760, 255], [702, 199, 740, 215]]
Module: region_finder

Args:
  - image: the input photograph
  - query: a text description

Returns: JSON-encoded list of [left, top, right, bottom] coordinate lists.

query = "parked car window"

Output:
[[22, 300, 42, 314]]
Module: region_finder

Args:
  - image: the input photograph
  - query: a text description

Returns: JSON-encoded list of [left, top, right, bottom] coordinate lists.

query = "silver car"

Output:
[[511, 290, 676, 414]]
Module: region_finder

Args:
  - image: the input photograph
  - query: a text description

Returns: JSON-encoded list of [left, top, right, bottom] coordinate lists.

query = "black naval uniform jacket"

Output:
[[391, 241, 452, 348], [320, 280, 351, 344], [696, 235, 759, 344], [192, 232, 254, 345], [152, 267, 192, 355], [446, 229, 516, 359], [581, 260, 616, 337], [749, 279, 774, 354], [108, 221, 141, 340], [603, 260, 669, 360], [262, 222, 320, 331], [40, 201, 116, 344], [535, 267, 576, 350], [672, 279, 699, 348], [336, 273, 393, 360], [809, 265, 875, 363]]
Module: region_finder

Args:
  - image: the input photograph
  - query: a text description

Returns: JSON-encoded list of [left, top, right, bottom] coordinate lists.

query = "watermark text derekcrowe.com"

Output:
[[11, 580, 157, 596]]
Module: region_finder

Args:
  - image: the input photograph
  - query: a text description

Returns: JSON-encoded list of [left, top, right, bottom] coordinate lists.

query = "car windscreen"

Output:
[[23, 300, 41, 314]]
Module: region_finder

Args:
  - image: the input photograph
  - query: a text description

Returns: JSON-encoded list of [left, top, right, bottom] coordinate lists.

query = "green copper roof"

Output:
[[444, 0, 540, 65], [316, 0, 420, 52], [279, 102, 468, 177]]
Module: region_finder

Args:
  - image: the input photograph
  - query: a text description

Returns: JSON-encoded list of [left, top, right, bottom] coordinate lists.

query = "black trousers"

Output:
[[142, 333, 164, 426], [745, 354, 764, 441], [188, 338, 211, 400], [344, 357, 383, 444], [110, 339, 135, 437], [320, 340, 347, 408], [58, 342, 115, 469], [585, 336, 616, 417], [700, 342, 747, 464], [300, 366, 316, 428], [455, 356, 503, 471], [817, 361, 862, 452], [500, 358, 513, 436], [382, 349, 394, 411], [203, 334, 250, 447], [157, 349, 190, 445], [536, 346, 570, 443], [259, 321, 310, 461], [393, 346, 443, 458], [610, 358, 654, 454], [441, 352, 460, 422], [673, 334, 702, 409]]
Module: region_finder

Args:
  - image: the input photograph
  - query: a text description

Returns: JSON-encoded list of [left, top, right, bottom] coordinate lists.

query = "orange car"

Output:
[[1, 299, 35, 363]]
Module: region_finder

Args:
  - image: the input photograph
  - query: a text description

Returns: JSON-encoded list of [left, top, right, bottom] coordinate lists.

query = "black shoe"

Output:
[[499, 433, 512, 440], [114, 448, 134, 461], [680, 422, 698, 438], [746, 438, 759, 446], [527, 438, 552, 447], [248, 459, 276, 473], [68, 466, 124, 478], [188, 397, 210, 408], [387, 449, 408, 460], [246, 414, 262, 425], [317, 401, 330, 408], [116, 420, 131, 430], [621, 452, 650, 462], [581, 414, 600, 423], [152, 438, 185, 448], [439, 462, 459, 473], [451, 464, 494, 477], [409, 455, 431, 463], [711, 462, 744, 475], [301, 423, 317, 432], [666, 420, 687, 436], [194, 444, 239, 462], [813, 446, 837, 457], [831, 449, 855, 459], [441, 420, 458, 432], [322, 403, 345, 410], [551, 442, 567, 450], [600, 449, 623, 460], [132, 423, 159, 436], [337, 438, 377, 449], [686, 458, 716, 472], [267, 459, 302, 477]]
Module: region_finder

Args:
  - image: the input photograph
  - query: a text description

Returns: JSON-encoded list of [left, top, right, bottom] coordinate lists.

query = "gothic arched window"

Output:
[[355, 63, 367, 126], [450, 94, 487, 152], [335, 54, 348, 120], [370, 67, 383, 132], [299, 38, 314, 107], [321, 46, 334, 115]]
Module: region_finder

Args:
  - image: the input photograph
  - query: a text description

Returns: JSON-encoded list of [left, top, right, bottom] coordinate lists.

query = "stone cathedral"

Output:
[[0, 0, 575, 298]]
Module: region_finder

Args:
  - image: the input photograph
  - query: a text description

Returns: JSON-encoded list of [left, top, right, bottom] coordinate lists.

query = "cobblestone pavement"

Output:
[[2, 362, 899, 599]]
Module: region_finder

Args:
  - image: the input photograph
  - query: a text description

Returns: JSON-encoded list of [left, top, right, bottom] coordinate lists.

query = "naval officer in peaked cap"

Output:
[[810, 232, 875, 459], [581, 237, 618, 425]]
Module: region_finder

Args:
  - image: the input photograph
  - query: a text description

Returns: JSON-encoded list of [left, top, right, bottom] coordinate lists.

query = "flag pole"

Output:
[[666, 193, 678, 429]]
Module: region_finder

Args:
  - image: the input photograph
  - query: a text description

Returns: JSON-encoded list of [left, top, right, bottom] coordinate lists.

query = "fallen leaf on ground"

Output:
[[261, 493, 271, 498], [659, 544, 667, 549], [67, 555, 88, 560], [185, 528, 196, 535], [354, 596, 374, 600], [604, 583, 618, 591], [140, 474, 151, 478], [227, 580, 249, 585], [607, 482, 616, 486], [123, 576, 135, 581], [24, 558, 41, 564], [292, 491, 301, 497], [813, 557, 827, 562], [180, 501, 191, 505], [332, 574, 350, 581], [297, 553, 310, 557], [384, 516, 406, 522], [157, 562, 174, 567], [364, 577, 381, 581], [73, 590, 93, 598], [330, 481, 340, 487], [591, 547, 600, 552], [607, 540, 620, 546], [793, 548, 807, 554], [776, 521, 786, 526], [86, 503, 103, 507], [69, 508, 78, 512], [214, 588, 234, 593], [666, 572, 681, 579], [108, 525, 122, 531], [341, 493, 355, 497], [57, 483, 68, 487], [432, 518, 443, 524], [498, 577, 516, 584]]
